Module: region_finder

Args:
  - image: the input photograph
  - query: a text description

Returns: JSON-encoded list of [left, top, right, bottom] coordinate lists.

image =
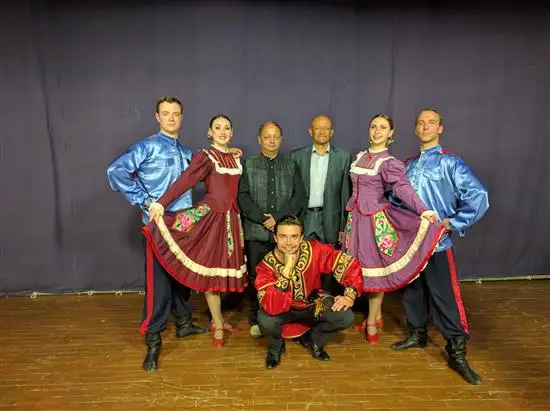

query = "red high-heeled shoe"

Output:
[[355, 318, 384, 331], [354, 320, 366, 331], [366, 322, 380, 344], [210, 321, 241, 334], [211, 327, 225, 347]]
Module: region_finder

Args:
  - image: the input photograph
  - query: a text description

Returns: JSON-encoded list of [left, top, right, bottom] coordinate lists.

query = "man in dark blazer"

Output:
[[290, 115, 352, 247]]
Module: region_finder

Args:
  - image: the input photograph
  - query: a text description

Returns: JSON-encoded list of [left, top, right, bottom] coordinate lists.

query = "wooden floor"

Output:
[[2, 281, 550, 411]]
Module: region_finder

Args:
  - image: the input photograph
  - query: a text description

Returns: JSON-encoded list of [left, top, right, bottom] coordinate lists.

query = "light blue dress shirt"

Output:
[[308, 144, 330, 208]]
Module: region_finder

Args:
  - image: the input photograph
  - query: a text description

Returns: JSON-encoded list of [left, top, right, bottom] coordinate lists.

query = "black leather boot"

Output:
[[391, 323, 427, 350], [446, 336, 482, 385], [175, 318, 208, 338], [265, 341, 286, 369], [143, 333, 161, 372]]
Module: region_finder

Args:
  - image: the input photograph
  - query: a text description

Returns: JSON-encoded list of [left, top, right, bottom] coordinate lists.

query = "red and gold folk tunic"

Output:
[[255, 240, 363, 338], [142, 147, 247, 292]]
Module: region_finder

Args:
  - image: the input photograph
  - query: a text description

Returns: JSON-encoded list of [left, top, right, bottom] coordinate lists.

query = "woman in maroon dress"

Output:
[[343, 114, 445, 344], [145, 114, 247, 347]]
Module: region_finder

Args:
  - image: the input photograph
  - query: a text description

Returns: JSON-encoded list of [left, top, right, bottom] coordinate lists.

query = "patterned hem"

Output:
[[363, 225, 447, 292], [142, 227, 247, 292], [144, 221, 247, 279], [362, 220, 443, 277]]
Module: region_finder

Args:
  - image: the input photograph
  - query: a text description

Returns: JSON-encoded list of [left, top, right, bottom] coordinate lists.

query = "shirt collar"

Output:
[[368, 147, 388, 154], [261, 152, 279, 161], [312, 143, 330, 154], [420, 144, 442, 154], [159, 132, 178, 145]]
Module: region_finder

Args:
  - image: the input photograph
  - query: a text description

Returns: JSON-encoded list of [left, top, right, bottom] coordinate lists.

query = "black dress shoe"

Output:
[[309, 343, 330, 361], [265, 341, 286, 369], [175, 322, 209, 338], [266, 352, 281, 369], [143, 333, 161, 372], [299, 335, 330, 361]]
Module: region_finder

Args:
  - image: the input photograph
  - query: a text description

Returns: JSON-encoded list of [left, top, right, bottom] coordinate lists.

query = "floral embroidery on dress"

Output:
[[173, 204, 211, 232], [237, 214, 244, 247], [226, 211, 234, 257], [372, 210, 399, 257], [344, 212, 353, 249]]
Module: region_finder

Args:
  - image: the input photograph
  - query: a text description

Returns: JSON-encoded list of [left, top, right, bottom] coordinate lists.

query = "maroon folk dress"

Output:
[[343, 149, 445, 292], [142, 147, 247, 292]]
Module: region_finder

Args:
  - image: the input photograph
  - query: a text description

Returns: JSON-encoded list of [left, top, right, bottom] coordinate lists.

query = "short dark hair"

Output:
[[258, 120, 283, 137], [274, 215, 303, 235], [156, 96, 183, 114], [209, 114, 233, 129], [418, 108, 444, 125]]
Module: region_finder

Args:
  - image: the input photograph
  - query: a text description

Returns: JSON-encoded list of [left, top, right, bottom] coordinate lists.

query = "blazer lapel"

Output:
[[303, 147, 312, 196], [324, 145, 337, 197]]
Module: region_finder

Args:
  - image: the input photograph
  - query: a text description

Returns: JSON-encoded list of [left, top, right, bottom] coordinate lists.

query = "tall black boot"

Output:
[[143, 333, 161, 372], [391, 323, 427, 350], [446, 336, 482, 385]]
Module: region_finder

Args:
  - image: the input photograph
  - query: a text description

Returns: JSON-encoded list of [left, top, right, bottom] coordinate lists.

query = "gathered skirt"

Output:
[[142, 203, 248, 292], [344, 205, 445, 292]]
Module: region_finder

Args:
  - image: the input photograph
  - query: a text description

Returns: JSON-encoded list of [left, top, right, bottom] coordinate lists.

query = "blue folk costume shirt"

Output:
[[107, 132, 193, 223], [402, 145, 489, 253]]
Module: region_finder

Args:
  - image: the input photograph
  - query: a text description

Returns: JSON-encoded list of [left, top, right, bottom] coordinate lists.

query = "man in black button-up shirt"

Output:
[[225, 120, 306, 336]]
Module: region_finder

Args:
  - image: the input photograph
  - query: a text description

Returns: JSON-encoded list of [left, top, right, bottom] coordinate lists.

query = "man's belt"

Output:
[[308, 207, 323, 212], [291, 292, 334, 319]]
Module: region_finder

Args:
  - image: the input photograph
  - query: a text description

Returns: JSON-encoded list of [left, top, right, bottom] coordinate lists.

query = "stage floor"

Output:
[[1, 281, 550, 410]]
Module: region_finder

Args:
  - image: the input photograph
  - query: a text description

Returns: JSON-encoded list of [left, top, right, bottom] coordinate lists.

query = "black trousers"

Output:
[[257, 306, 354, 353], [401, 248, 470, 339], [222, 240, 274, 324], [140, 240, 193, 335]]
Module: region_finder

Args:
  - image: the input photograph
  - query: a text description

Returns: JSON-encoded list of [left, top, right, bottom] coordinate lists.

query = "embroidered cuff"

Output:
[[343, 287, 357, 301], [332, 252, 354, 282], [275, 277, 290, 292]]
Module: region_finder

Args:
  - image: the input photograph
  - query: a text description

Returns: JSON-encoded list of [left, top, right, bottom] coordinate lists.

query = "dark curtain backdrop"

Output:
[[1, 0, 549, 294]]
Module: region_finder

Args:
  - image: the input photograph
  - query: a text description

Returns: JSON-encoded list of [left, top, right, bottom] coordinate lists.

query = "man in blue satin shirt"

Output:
[[107, 96, 207, 372], [391, 108, 489, 385]]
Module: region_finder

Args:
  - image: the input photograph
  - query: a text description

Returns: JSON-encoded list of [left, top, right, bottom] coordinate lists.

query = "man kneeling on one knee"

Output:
[[255, 215, 363, 369]]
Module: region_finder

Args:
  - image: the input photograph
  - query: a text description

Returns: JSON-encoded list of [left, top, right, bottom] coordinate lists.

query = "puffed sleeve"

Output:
[[107, 141, 150, 208], [380, 158, 429, 216], [446, 157, 489, 235], [314, 242, 363, 301], [255, 260, 293, 316], [340, 152, 352, 230], [157, 150, 213, 208]]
